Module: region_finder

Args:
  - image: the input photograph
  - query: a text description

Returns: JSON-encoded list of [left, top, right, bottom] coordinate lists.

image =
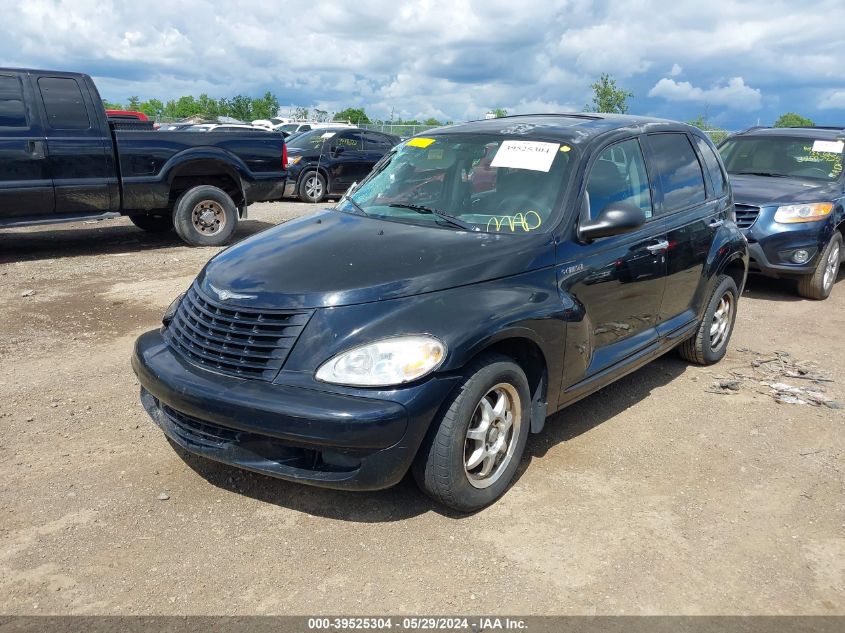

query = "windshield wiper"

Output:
[[338, 195, 368, 216], [733, 171, 789, 178], [388, 203, 477, 231]]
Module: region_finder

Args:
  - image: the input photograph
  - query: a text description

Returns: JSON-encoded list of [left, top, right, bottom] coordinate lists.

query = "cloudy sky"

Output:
[[2, 0, 844, 129]]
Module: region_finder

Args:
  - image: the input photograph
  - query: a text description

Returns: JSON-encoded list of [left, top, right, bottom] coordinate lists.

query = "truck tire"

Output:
[[172, 186, 238, 247], [412, 354, 530, 512], [797, 233, 841, 300], [129, 212, 173, 233], [678, 275, 738, 365], [298, 171, 327, 203]]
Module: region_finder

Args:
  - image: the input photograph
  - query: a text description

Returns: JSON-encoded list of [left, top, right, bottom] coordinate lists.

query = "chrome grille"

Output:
[[163, 284, 313, 381], [734, 204, 760, 230]]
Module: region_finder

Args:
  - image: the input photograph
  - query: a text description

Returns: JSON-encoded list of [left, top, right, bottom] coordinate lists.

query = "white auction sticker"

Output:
[[811, 140, 844, 153], [321, 132, 336, 139], [491, 140, 561, 172]]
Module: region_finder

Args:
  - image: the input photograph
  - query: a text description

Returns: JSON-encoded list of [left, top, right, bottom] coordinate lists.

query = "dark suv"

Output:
[[132, 114, 748, 511], [719, 127, 844, 299]]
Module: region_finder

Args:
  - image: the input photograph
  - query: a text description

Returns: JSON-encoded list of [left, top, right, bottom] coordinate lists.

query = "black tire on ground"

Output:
[[297, 171, 327, 203], [129, 212, 173, 233], [172, 185, 238, 247], [678, 274, 739, 365], [412, 353, 531, 512], [797, 233, 842, 300]]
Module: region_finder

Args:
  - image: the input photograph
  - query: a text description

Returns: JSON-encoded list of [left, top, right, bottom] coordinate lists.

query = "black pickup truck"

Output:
[[0, 68, 287, 246]]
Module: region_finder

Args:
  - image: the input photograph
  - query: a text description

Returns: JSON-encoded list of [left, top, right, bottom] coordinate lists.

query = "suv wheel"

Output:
[[412, 354, 530, 512], [797, 233, 842, 300], [129, 212, 173, 233], [298, 171, 327, 203], [678, 274, 739, 365], [172, 185, 238, 247]]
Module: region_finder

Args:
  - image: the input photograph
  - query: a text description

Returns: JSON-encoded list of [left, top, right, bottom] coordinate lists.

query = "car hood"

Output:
[[198, 209, 552, 310], [730, 174, 840, 207]]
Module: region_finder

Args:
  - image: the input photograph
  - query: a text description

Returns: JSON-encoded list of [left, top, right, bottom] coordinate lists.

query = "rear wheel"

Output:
[[172, 185, 238, 247], [413, 354, 530, 512], [298, 171, 327, 203], [129, 212, 172, 233], [797, 233, 841, 300], [678, 275, 739, 365]]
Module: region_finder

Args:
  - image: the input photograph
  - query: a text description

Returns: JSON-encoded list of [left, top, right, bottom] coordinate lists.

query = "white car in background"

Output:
[[252, 117, 292, 130], [182, 123, 269, 133]]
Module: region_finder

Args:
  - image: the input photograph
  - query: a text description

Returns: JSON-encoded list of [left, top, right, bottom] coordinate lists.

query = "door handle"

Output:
[[708, 219, 724, 228], [646, 240, 669, 253]]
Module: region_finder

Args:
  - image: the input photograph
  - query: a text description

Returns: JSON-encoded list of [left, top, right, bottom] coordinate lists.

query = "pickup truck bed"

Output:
[[0, 67, 288, 246]]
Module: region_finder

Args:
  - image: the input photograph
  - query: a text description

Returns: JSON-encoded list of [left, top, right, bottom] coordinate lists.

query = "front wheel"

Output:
[[172, 185, 238, 247], [678, 274, 739, 365], [797, 233, 841, 300], [298, 171, 327, 203], [412, 354, 531, 512]]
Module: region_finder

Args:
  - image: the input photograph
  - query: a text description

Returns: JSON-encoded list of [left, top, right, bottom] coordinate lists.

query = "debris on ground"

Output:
[[157, 492, 170, 501], [20, 289, 35, 297], [706, 349, 841, 408]]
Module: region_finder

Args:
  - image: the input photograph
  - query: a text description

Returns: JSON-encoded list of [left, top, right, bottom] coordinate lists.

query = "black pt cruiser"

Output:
[[132, 114, 748, 511]]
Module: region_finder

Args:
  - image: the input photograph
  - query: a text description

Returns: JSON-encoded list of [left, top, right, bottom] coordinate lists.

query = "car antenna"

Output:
[[313, 129, 336, 204]]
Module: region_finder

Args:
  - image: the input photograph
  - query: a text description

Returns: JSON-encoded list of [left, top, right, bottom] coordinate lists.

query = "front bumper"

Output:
[[132, 330, 457, 490], [743, 219, 830, 278]]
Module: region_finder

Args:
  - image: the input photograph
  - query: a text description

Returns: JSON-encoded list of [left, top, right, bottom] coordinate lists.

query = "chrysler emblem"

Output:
[[208, 283, 257, 302]]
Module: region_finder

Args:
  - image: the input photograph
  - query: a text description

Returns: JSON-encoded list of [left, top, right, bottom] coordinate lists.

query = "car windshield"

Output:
[[278, 124, 302, 133], [336, 133, 574, 233], [285, 129, 339, 150], [719, 136, 843, 181]]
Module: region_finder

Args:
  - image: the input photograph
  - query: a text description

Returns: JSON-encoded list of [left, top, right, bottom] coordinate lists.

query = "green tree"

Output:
[[586, 73, 633, 114], [173, 95, 199, 118], [490, 108, 507, 118], [774, 112, 814, 128], [313, 108, 329, 123], [294, 106, 309, 121], [424, 117, 442, 126], [127, 96, 141, 110], [250, 91, 280, 120], [228, 95, 253, 121], [334, 107, 370, 124], [102, 99, 124, 110], [139, 98, 164, 119], [687, 114, 729, 145]]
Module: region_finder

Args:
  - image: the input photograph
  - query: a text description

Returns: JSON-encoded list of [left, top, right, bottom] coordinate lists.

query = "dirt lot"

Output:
[[1, 201, 843, 615]]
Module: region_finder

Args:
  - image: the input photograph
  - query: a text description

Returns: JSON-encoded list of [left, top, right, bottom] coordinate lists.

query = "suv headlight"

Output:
[[315, 335, 446, 386], [162, 292, 185, 326], [774, 203, 833, 223]]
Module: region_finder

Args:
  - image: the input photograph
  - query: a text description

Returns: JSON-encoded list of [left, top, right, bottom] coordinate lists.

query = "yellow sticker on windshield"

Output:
[[560, 145, 571, 152], [407, 137, 435, 148]]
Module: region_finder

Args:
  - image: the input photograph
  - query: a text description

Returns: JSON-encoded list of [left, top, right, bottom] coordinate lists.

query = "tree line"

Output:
[[104, 76, 816, 131]]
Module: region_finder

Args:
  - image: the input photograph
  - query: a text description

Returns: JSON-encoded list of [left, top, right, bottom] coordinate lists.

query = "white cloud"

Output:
[[648, 77, 762, 111], [819, 91, 845, 110], [670, 64, 682, 77]]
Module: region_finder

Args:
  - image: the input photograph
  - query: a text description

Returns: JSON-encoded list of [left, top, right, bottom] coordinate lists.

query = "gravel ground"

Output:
[[0, 201, 843, 615]]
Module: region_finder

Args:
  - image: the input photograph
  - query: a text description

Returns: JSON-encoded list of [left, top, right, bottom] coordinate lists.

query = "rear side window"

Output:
[[334, 132, 363, 150], [38, 77, 91, 130], [361, 132, 393, 150], [0, 75, 27, 128], [645, 133, 706, 211], [586, 138, 654, 219], [695, 136, 727, 197]]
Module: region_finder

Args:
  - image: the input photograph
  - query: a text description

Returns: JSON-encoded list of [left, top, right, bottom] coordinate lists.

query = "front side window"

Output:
[[645, 133, 706, 212], [586, 138, 653, 219], [337, 134, 574, 233], [719, 136, 843, 181], [0, 75, 27, 128], [38, 77, 90, 130]]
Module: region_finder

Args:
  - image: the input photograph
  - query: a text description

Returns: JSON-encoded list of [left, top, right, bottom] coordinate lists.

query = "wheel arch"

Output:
[[166, 157, 247, 213]]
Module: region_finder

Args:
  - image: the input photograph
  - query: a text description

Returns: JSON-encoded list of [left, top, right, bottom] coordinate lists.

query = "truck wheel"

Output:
[[797, 233, 841, 300], [129, 212, 173, 233], [172, 186, 238, 247], [412, 354, 530, 512], [678, 275, 738, 365], [298, 171, 327, 203]]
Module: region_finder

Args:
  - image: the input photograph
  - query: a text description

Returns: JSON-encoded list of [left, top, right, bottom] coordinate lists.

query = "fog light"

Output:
[[792, 250, 810, 264]]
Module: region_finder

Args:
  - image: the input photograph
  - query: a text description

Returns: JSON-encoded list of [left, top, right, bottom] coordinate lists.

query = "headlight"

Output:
[[162, 292, 185, 326], [315, 335, 446, 386], [774, 203, 833, 223]]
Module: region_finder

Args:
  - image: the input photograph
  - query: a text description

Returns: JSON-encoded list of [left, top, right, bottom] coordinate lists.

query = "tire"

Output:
[[297, 171, 327, 203], [412, 354, 531, 512], [678, 274, 739, 365], [797, 233, 842, 300], [172, 185, 238, 247], [129, 212, 173, 233]]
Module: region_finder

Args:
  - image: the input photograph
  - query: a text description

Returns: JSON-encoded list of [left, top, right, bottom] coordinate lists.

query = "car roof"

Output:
[[732, 126, 845, 140], [426, 113, 689, 145]]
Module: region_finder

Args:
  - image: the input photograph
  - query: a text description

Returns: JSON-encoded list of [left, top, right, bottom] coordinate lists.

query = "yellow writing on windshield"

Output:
[[486, 211, 542, 232]]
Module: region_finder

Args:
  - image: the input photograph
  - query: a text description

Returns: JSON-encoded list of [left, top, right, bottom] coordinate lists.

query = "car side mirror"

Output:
[[579, 202, 647, 242]]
